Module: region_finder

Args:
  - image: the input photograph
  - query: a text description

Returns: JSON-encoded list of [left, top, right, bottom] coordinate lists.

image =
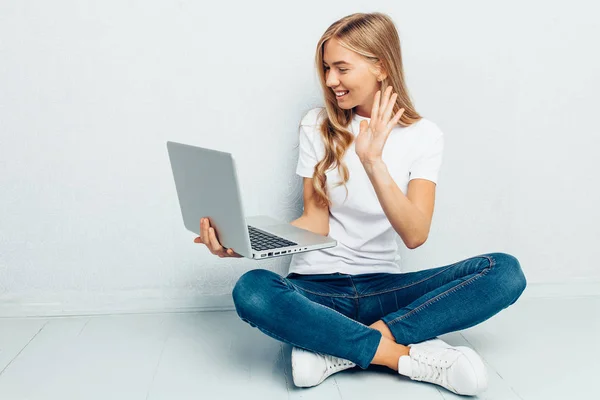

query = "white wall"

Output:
[[1, 0, 599, 317]]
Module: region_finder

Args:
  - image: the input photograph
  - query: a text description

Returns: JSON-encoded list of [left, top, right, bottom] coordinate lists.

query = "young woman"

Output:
[[194, 12, 526, 396]]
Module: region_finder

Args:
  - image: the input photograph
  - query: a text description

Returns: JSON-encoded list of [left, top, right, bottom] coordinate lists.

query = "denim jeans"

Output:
[[232, 252, 527, 369]]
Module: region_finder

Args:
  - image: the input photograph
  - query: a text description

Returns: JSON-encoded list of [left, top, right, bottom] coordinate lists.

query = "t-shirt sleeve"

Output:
[[409, 130, 445, 184], [295, 108, 323, 178], [296, 125, 319, 177]]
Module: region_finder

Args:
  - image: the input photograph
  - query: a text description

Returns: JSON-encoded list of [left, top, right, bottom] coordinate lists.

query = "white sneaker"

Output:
[[397, 338, 488, 396], [291, 347, 356, 387]]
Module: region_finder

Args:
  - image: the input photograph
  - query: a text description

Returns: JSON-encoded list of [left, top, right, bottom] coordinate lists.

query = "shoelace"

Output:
[[411, 351, 451, 386], [326, 355, 354, 371]]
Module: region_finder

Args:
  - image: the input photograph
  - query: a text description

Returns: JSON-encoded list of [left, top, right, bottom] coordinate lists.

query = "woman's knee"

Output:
[[490, 252, 527, 305], [232, 269, 283, 319]]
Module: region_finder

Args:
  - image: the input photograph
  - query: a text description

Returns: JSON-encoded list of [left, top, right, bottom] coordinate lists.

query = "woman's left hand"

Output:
[[355, 86, 405, 164]]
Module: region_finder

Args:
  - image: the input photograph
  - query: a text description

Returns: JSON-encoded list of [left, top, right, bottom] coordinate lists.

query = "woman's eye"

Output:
[[323, 66, 347, 73]]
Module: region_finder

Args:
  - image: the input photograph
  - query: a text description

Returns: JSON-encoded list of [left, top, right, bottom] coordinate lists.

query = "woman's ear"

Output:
[[369, 61, 387, 82], [373, 61, 387, 82]]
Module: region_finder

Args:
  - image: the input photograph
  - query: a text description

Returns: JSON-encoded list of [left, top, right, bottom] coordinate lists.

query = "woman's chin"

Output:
[[335, 102, 353, 109]]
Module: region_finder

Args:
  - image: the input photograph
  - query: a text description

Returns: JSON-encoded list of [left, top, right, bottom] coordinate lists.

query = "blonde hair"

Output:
[[307, 12, 422, 208]]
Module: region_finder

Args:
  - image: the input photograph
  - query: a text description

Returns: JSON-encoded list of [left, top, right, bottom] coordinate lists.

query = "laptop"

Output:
[[166, 141, 337, 259]]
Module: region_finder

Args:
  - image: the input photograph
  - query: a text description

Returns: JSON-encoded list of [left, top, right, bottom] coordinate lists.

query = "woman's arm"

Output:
[[290, 177, 330, 236], [291, 214, 329, 236], [363, 160, 433, 249]]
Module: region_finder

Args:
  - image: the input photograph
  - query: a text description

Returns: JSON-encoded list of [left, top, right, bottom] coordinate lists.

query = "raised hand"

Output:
[[354, 86, 405, 164]]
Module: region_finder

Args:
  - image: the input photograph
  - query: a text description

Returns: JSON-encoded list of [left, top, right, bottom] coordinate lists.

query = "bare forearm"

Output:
[[291, 215, 329, 237], [362, 160, 428, 248]]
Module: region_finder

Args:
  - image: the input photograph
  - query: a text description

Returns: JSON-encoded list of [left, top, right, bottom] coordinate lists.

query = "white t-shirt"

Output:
[[288, 107, 445, 276]]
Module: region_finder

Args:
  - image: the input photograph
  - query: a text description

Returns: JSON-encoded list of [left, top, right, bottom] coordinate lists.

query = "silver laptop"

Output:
[[166, 141, 337, 259]]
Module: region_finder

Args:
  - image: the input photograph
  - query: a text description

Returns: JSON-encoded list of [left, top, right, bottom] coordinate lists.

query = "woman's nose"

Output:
[[326, 72, 339, 87]]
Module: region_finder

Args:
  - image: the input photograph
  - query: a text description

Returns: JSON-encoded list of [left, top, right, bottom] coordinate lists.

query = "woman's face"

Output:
[[323, 38, 385, 118]]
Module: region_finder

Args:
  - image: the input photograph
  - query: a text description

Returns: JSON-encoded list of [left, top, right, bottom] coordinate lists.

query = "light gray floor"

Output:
[[0, 295, 598, 399]]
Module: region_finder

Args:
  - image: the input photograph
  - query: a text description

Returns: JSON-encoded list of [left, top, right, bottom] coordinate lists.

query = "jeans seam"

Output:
[[359, 255, 492, 297], [360, 264, 460, 297], [239, 316, 378, 369], [349, 276, 360, 297], [349, 276, 361, 320], [280, 277, 373, 332], [285, 279, 356, 298], [387, 255, 495, 325]]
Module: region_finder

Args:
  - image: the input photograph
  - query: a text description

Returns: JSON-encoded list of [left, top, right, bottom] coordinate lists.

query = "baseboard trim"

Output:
[[0, 291, 236, 318], [1, 282, 599, 318]]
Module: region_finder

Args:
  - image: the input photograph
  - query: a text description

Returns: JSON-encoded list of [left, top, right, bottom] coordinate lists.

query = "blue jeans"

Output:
[[232, 252, 526, 369]]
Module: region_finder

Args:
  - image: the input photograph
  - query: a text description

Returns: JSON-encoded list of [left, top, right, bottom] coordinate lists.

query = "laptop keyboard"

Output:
[[248, 225, 297, 251]]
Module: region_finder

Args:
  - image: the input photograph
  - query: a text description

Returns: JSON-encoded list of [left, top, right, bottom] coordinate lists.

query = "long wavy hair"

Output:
[[308, 12, 422, 208]]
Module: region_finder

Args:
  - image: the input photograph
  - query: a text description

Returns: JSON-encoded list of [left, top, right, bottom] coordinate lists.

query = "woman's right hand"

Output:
[[193, 217, 243, 258]]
